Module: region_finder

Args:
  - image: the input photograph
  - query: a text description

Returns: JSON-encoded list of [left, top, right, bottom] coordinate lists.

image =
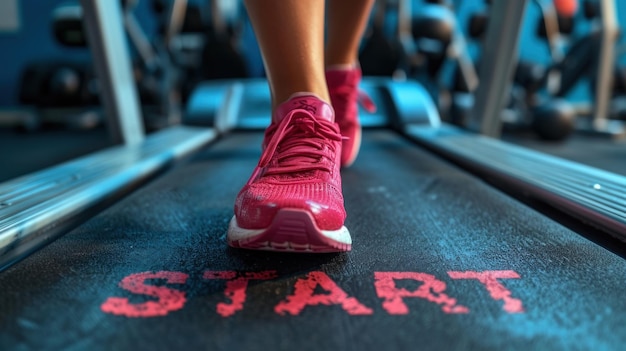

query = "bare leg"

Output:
[[229, 0, 373, 252], [324, 0, 375, 167], [243, 0, 329, 108], [325, 0, 376, 67]]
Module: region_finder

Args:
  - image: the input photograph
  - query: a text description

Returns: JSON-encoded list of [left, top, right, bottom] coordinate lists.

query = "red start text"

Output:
[[101, 270, 524, 318]]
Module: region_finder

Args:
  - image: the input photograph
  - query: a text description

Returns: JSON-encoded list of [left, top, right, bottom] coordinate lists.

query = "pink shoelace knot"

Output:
[[258, 109, 343, 176]]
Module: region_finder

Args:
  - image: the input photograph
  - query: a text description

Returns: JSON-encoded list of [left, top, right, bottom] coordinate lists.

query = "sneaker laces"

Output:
[[358, 90, 377, 113], [259, 109, 342, 176]]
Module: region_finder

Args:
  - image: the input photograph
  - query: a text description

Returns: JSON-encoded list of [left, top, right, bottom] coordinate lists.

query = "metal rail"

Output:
[[406, 124, 626, 240], [0, 126, 216, 271]]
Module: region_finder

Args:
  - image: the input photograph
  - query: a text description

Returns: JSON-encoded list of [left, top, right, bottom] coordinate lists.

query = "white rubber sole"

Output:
[[227, 209, 351, 253]]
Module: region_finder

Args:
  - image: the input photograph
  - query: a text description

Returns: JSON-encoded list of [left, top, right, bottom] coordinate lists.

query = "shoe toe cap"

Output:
[[235, 183, 346, 230]]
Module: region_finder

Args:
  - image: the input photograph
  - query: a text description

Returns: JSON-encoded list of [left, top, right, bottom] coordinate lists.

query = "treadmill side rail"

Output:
[[406, 124, 626, 241], [0, 126, 217, 271]]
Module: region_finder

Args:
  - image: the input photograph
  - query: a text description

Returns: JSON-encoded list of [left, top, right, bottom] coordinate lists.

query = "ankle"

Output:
[[274, 94, 335, 123], [326, 63, 358, 71], [286, 92, 325, 102], [273, 91, 331, 110]]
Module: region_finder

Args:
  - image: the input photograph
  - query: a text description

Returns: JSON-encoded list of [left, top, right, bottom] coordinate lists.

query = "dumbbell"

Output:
[[531, 99, 577, 141], [512, 61, 576, 141], [583, 0, 600, 19], [411, 4, 456, 78], [48, 67, 82, 101], [52, 4, 87, 47], [468, 12, 488, 40], [359, 0, 405, 77]]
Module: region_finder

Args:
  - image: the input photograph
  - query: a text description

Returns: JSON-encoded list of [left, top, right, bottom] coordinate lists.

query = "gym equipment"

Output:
[[463, 0, 594, 141], [19, 62, 94, 108], [503, 73, 577, 141], [2, 2, 626, 349], [531, 0, 587, 92], [3, 119, 626, 350], [506, 58, 577, 141], [51, 0, 193, 134], [358, 0, 406, 77], [554, 0, 580, 16], [200, 0, 249, 80], [408, 0, 478, 126], [527, 0, 624, 138], [185, 77, 439, 133], [5, 3, 105, 132], [576, 0, 623, 136], [6, 102, 626, 350], [466, 0, 527, 137], [536, 4, 576, 38], [583, 0, 600, 18], [52, 4, 88, 47], [122, 0, 186, 131], [410, 3, 455, 79], [467, 11, 488, 39], [17, 60, 101, 131], [530, 98, 577, 140], [14, 61, 102, 132]]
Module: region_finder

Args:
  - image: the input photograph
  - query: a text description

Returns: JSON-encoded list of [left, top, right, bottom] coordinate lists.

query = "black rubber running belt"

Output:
[[1, 130, 625, 350]]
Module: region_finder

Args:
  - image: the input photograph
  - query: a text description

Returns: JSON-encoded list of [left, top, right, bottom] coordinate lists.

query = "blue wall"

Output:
[[1, 0, 83, 105], [0, 0, 161, 106]]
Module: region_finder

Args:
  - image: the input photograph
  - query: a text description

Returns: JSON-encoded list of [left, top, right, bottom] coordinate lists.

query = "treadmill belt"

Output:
[[1, 130, 625, 350]]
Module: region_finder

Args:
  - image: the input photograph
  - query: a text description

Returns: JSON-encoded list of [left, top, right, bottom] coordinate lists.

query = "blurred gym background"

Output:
[[0, 0, 625, 182]]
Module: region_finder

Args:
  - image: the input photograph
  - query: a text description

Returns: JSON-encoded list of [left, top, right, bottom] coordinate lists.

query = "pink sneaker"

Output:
[[227, 95, 351, 252], [326, 67, 376, 167]]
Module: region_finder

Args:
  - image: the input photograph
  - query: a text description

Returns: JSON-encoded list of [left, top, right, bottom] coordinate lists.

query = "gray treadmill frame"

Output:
[[469, 0, 528, 138], [587, 0, 624, 137], [79, 0, 145, 145], [3, 0, 626, 272], [0, 0, 216, 271]]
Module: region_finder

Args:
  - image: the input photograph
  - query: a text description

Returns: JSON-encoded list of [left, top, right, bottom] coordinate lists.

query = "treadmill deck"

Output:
[[1, 130, 625, 350]]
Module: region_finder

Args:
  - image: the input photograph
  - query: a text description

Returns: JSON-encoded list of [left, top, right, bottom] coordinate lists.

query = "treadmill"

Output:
[[1, 1, 625, 350]]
